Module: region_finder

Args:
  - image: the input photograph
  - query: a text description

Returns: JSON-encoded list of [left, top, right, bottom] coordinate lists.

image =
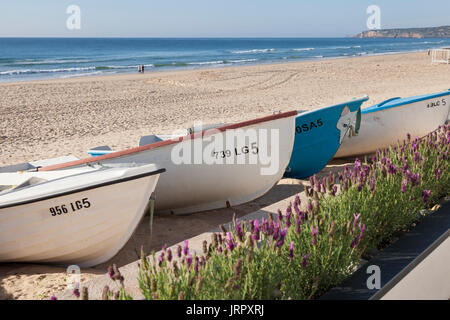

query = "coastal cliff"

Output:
[[354, 26, 450, 38]]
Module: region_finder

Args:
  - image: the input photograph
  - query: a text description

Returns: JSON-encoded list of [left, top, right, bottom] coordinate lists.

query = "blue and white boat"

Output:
[[335, 90, 450, 158], [284, 97, 368, 179]]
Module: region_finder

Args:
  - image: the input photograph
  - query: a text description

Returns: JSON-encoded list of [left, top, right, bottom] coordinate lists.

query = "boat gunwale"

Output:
[[0, 168, 165, 209], [38, 110, 298, 171], [362, 91, 450, 114]]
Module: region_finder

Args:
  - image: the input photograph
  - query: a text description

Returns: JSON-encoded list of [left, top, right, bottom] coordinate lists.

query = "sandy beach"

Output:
[[0, 51, 449, 299]]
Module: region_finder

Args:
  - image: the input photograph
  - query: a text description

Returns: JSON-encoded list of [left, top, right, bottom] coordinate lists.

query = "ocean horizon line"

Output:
[[1, 37, 448, 83]]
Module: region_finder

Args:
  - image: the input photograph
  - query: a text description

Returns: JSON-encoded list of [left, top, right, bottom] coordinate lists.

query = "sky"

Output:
[[0, 0, 449, 37]]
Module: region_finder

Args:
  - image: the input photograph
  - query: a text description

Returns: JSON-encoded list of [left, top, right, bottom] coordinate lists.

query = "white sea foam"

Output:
[[0, 64, 155, 75], [12, 59, 89, 65], [228, 59, 258, 63], [60, 71, 104, 78], [325, 45, 361, 50], [187, 60, 224, 65], [100, 64, 154, 69], [292, 48, 315, 51], [230, 48, 275, 54], [0, 66, 96, 75]]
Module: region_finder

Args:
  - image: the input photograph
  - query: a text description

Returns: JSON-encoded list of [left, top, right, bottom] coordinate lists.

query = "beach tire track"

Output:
[[259, 71, 301, 90]]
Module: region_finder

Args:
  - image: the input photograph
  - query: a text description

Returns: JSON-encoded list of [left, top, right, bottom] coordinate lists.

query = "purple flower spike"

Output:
[[353, 213, 361, 230], [293, 201, 301, 216], [252, 220, 260, 241], [235, 220, 243, 241], [186, 254, 193, 269], [277, 209, 283, 222], [177, 245, 182, 258], [72, 288, 80, 298], [311, 225, 318, 246], [422, 190, 431, 203], [410, 173, 419, 186], [414, 152, 420, 163], [261, 217, 267, 233], [158, 252, 165, 266], [194, 256, 199, 272], [401, 178, 407, 193], [354, 158, 361, 171], [50, 295, 58, 300], [370, 178, 375, 193], [436, 168, 441, 180], [331, 184, 338, 196], [402, 162, 409, 173], [167, 248, 173, 262], [289, 242, 294, 261], [277, 227, 287, 248], [405, 169, 411, 180], [183, 240, 189, 256], [226, 232, 236, 252], [301, 252, 310, 269], [286, 207, 292, 228], [387, 163, 397, 175], [342, 179, 349, 192], [271, 222, 279, 239]]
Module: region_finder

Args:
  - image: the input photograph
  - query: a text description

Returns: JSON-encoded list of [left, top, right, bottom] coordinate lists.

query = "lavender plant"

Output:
[[136, 125, 449, 300]]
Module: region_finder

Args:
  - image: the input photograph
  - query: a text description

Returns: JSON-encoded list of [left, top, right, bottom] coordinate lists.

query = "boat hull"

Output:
[[335, 93, 450, 158], [0, 166, 162, 267], [284, 97, 368, 179], [40, 112, 297, 215]]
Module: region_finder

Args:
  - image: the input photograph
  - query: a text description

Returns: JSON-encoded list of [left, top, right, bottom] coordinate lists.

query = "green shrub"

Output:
[[136, 125, 449, 300]]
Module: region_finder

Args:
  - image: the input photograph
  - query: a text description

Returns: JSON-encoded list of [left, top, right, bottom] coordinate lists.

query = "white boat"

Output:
[[0, 161, 164, 267], [335, 90, 450, 158], [39, 111, 298, 215]]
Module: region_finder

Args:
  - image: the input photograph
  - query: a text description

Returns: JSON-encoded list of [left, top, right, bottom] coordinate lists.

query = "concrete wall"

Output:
[[381, 236, 450, 300]]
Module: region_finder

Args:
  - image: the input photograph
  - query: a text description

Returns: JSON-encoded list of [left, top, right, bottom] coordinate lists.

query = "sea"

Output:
[[0, 37, 449, 82]]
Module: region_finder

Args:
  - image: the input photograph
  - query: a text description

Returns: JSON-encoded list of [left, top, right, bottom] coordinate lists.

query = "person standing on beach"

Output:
[[138, 65, 142, 73], [141, 65, 145, 73]]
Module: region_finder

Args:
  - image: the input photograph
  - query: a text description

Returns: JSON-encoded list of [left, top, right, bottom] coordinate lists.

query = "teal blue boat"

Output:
[[284, 96, 369, 179]]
